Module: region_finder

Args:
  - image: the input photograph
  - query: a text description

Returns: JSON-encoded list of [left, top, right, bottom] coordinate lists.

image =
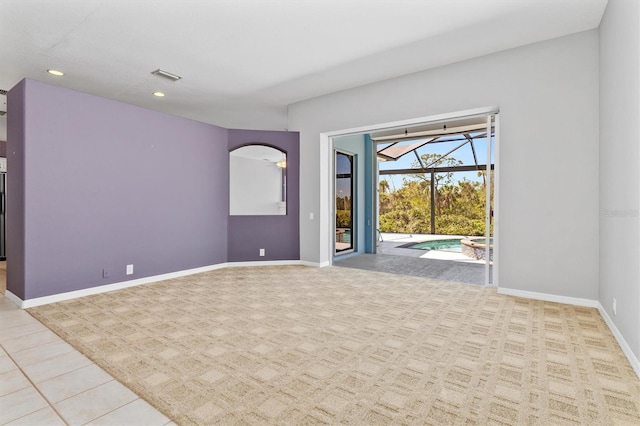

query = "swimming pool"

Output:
[[406, 237, 494, 255], [406, 239, 463, 252]]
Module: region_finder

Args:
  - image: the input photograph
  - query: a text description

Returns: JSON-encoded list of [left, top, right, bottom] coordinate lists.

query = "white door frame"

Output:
[[321, 106, 500, 287]]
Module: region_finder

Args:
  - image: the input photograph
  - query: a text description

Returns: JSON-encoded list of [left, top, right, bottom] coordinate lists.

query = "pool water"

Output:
[[408, 239, 463, 252]]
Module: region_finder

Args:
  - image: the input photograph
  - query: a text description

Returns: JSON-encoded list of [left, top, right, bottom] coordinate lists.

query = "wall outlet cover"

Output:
[[126, 264, 134, 275]]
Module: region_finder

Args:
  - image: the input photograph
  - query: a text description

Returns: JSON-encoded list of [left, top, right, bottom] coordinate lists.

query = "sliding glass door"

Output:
[[335, 151, 355, 255], [485, 115, 497, 286]]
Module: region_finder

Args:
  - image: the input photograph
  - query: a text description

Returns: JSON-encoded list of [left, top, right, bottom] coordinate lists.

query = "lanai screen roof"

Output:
[[376, 138, 437, 161], [374, 120, 493, 165]]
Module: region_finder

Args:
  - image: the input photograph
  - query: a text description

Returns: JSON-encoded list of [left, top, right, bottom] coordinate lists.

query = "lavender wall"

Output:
[[6, 81, 26, 299], [227, 129, 300, 261], [8, 79, 230, 300]]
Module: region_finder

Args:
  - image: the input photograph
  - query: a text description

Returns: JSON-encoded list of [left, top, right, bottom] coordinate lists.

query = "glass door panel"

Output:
[[335, 151, 354, 254]]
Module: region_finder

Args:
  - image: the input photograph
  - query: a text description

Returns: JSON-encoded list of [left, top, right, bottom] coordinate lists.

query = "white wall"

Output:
[[230, 156, 284, 215], [333, 134, 366, 254], [599, 0, 640, 359], [289, 30, 600, 299]]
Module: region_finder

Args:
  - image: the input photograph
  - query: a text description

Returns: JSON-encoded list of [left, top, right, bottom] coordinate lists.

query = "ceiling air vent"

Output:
[[151, 69, 181, 82]]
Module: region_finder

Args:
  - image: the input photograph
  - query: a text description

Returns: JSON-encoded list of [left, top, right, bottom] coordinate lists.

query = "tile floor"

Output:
[[0, 295, 174, 425]]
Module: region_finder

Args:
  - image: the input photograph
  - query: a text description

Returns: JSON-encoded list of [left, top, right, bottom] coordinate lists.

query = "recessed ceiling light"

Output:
[[47, 69, 64, 76], [153, 91, 165, 97]]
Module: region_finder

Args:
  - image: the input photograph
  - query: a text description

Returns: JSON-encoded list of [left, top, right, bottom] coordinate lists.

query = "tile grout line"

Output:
[[0, 308, 115, 426], [1, 306, 168, 426], [0, 341, 71, 426], [78, 396, 159, 426], [3, 340, 154, 426]]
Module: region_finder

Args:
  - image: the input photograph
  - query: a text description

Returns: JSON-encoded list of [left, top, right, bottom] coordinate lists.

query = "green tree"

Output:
[[378, 154, 493, 236]]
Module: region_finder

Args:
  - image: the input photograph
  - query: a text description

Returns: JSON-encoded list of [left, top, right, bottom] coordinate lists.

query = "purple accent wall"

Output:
[[6, 81, 26, 299], [8, 79, 230, 300], [227, 129, 300, 262]]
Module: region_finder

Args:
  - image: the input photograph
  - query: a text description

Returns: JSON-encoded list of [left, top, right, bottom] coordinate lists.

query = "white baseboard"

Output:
[[7, 260, 315, 309], [497, 287, 599, 308], [300, 260, 326, 267], [225, 260, 304, 268], [11, 263, 230, 309], [597, 302, 640, 379], [497, 287, 640, 379]]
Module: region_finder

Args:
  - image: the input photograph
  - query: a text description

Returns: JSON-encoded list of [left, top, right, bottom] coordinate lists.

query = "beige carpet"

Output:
[[28, 266, 640, 425]]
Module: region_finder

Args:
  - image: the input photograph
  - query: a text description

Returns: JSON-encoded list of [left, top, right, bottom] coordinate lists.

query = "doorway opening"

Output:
[[327, 108, 498, 287]]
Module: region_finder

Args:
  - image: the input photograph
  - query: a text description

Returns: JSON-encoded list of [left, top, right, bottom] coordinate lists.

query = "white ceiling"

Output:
[[0, 0, 608, 141]]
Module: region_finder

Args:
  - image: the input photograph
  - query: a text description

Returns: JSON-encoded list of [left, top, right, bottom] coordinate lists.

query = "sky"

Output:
[[377, 134, 495, 191]]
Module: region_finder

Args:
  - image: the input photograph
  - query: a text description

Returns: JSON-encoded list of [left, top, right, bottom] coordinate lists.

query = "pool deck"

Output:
[[334, 233, 493, 286], [378, 233, 486, 264]]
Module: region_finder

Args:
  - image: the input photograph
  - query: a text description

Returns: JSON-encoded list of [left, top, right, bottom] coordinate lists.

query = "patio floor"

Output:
[[334, 233, 492, 286]]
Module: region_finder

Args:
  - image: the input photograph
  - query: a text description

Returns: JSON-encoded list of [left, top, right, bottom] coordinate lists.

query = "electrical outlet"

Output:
[[126, 264, 134, 275], [613, 298, 617, 316], [102, 268, 110, 278], [309, 212, 314, 220], [259, 248, 265, 256]]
